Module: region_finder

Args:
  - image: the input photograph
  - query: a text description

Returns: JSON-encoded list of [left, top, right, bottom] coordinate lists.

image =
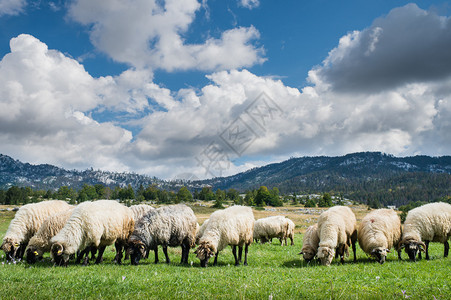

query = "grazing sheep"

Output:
[[253, 216, 292, 246], [299, 224, 319, 262], [398, 202, 451, 261], [1, 200, 72, 261], [50, 200, 135, 266], [25, 208, 74, 264], [317, 206, 357, 266], [195, 205, 254, 267], [127, 204, 197, 266], [196, 219, 209, 245], [358, 209, 402, 264]]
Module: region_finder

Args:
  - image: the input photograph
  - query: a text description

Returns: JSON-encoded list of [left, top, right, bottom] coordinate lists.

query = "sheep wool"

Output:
[[358, 209, 402, 264], [25, 208, 74, 264], [317, 206, 357, 266], [300, 223, 319, 262], [1, 200, 72, 261], [196, 205, 254, 267], [130, 204, 155, 221], [399, 202, 451, 261], [128, 204, 198, 265], [50, 200, 135, 266]]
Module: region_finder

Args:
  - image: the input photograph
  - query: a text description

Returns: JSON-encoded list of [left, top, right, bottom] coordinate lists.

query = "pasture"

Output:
[[0, 205, 450, 299]]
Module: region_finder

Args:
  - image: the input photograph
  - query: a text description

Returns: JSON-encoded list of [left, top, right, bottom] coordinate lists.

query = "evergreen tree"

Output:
[[318, 193, 333, 207], [176, 186, 193, 203]]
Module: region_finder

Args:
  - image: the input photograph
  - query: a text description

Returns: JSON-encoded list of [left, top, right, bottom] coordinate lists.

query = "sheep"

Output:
[[358, 209, 402, 264], [127, 204, 197, 266], [1, 200, 72, 261], [195, 205, 254, 267], [398, 202, 451, 261], [25, 208, 74, 264], [316, 206, 357, 266], [299, 224, 319, 262], [253, 216, 291, 246], [196, 219, 209, 245], [50, 200, 135, 266]]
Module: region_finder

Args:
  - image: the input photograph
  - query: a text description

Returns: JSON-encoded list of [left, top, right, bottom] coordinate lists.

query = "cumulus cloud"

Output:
[[67, 0, 265, 71], [310, 4, 451, 93], [0, 0, 26, 16]]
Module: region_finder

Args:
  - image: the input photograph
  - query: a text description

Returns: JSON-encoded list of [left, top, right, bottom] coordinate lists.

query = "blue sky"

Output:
[[1, 0, 451, 180]]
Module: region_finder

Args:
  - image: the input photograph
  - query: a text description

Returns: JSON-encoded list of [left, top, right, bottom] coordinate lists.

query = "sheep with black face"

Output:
[[127, 204, 197, 266], [50, 200, 134, 266], [25, 208, 73, 264], [358, 209, 402, 264], [398, 202, 451, 261]]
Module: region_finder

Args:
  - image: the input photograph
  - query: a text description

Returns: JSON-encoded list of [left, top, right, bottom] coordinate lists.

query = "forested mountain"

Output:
[[1, 152, 450, 207], [200, 152, 451, 206]]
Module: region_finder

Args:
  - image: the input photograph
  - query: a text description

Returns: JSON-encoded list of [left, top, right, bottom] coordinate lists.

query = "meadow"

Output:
[[0, 205, 450, 299]]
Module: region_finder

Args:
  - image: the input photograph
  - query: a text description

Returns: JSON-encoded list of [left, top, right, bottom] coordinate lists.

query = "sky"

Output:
[[1, 0, 451, 180]]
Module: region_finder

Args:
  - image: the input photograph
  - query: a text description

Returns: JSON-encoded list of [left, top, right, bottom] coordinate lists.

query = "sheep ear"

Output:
[[15, 243, 20, 247], [386, 249, 391, 253], [371, 249, 377, 254], [298, 251, 303, 255], [418, 242, 426, 252], [34, 251, 38, 255]]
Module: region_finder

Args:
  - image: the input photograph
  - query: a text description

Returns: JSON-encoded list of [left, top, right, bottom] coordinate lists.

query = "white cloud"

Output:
[[239, 0, 260, 9], [0, 0, 26, 16], [68, 0, 265, 72]]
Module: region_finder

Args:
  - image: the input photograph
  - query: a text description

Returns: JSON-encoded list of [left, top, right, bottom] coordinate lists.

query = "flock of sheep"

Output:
[[300, 202, 451, 265], [1, 200, 450, 267]]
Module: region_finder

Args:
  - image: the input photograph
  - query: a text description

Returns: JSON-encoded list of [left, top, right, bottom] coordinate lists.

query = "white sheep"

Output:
[[25, 208, 73, 264], [1, 200, 72, 261], [398, 202, 451, 261], [299, 224, 319, 262], [358, 209, 402, 264], [127, 204, 198, 265], [50, 200, 135, 266], [253, 216, 290, 245], [195, 205, 254, 267], [317, 206, 357, 266]]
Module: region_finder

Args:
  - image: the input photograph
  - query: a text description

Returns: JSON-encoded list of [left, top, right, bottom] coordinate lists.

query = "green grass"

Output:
[[1, 213, 450, 299]]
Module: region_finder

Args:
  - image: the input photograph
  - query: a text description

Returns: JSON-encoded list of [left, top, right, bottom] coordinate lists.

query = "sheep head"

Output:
[[317, 246, 334, 266], [195, 242, 216, 268], [127, 239, 147, 266], [398, 238, 425, 262], [299, 246, 317, 262], [370, 247, 390, 264], [1, 238, 20, 261], [51, 243, 69, 267], [25, 246, 43, 264]]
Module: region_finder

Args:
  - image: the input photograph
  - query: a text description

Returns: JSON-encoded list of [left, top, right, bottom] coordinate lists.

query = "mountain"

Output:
[[0, 154, 164, 190], [199, 152, 451, 206], [1, 152, 450, 206]]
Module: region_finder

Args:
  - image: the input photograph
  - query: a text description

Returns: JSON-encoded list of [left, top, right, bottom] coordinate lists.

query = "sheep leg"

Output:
[[243, 244, 249, 266], [352, 241, 356, 262], [77, 247, 89, 264], [114, 242, 123, 264], [90, 247, 97, 261], [290, 235, 294, 246], [154, 246, 159, 264], [95, 246, 106, 264], [444, 241, 449, 257], [238, 246, 243, 263], [213, 252, 219, 266], [82, 253, 90, 266], [425, 240, 430, 260], [180, 243, 188, 264], [17, 244, 26, 260], [163, 246, 170, 264], [232, 245, 239, 266]]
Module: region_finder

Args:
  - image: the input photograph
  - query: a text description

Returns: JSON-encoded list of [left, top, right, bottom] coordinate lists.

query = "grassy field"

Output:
[[0, 205, 450, 299]]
